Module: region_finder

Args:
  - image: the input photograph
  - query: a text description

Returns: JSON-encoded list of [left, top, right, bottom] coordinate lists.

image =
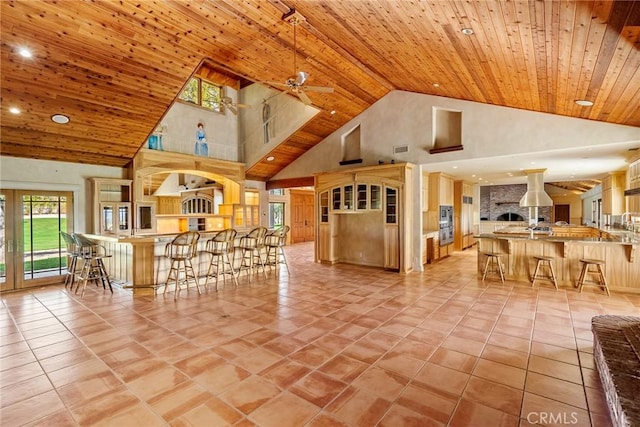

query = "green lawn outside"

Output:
[[23, 217, 67, 251]]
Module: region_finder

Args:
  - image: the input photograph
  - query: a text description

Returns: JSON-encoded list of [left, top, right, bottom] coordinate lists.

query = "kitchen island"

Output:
[[475, 226, 640, 293], [86, 230, 253, 295]]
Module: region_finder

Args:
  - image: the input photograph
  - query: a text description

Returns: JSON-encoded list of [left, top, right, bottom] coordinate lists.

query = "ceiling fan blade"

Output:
[[236, 103, 251, 109], [297, 90, 312, 105], [264, 80, 290, 88], [227, 104, 238, 115], [304, 85, 334, 93]]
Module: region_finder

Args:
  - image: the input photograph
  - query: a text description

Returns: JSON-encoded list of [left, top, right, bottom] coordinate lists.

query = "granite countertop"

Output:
[[475, 232, 640, 245]]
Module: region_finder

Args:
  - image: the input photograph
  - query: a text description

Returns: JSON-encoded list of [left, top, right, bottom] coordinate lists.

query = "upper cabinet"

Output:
[[91, 178, 132, 236], [602, 172, 625, 215], [428, 172, 454, 208]]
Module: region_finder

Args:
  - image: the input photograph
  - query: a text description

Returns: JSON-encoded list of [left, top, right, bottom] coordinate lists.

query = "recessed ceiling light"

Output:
[[461, 28, 474, 35], [9, 107, 21, 114], [530, 161, 536, 164], [471, 174, 476, 178], [575, 100, 594, 106], [266, 156, 275, 162], [330, 110, 336, 115], [452, 166, 458, 169], [51, 114, 70, 124], [433, 83, 440, 88], [18, 47, 33, 58]]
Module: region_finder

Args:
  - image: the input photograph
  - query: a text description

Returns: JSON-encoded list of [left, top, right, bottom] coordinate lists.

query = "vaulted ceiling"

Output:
[[1, 1, 639, 183]]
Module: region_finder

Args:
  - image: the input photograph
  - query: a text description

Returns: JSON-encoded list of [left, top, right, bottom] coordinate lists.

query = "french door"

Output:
[[0, 189, 73, 292]]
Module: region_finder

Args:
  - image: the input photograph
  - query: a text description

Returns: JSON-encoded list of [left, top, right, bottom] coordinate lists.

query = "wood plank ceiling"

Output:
[[1, 1, 639, 182]]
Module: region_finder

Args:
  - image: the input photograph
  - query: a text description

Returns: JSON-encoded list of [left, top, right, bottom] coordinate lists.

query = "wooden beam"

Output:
[[266, 176, 314, 190]]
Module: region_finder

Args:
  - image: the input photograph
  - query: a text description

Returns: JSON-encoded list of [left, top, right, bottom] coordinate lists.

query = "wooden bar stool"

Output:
[[204, 228, 238, 290], [577, 259, 610, 296], [531, 255, 558, 290], [482, 252, 505, 284], [164, 231, 201, 300]]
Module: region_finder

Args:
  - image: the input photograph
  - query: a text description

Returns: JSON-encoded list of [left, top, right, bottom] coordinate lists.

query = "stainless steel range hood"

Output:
[[519, 169, 553, 207]]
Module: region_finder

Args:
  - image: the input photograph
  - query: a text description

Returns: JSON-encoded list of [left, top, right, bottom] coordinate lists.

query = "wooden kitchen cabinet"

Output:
[[91, 178, 132, 236], [315, 163, 414, 273], [602, 172, 625, 215], [454, 181, 474, 251], [425, 172, 455, 259], [627, 158, 640, 214], [422, 172, 429, 211]]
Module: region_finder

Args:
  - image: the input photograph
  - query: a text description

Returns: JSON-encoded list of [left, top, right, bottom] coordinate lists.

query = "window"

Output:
[[269, 202, 285, 229], [269, 189, 285, 196], [179, 77, 223, 113]]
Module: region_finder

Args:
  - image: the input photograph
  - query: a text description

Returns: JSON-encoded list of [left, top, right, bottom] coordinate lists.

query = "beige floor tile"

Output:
[[525, 372, 588, 410], [219, 374, 280, 414], [449, 397, 519, 427], [1, 244, 637, 427], [462, 376, 523, 416], [249, 390, 320, 427], [170, 396, 244, 426], [325, 386, 391, 426], [1, 389, 66, 426], [473, 358, 526, 390]]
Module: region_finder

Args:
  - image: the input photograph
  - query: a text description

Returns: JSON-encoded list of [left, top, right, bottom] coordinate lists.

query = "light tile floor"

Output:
[[2, 242, 639, 426]]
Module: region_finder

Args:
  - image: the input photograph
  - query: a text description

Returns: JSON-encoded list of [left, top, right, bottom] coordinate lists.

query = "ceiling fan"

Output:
[[266, 10, 334, 105], [221, 95, 250, 115]]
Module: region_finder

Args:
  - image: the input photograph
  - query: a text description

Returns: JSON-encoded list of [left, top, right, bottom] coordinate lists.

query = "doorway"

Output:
[[290, 189, 315, 243], [554, 204, 570, 223], [0, 190, 73, 292]]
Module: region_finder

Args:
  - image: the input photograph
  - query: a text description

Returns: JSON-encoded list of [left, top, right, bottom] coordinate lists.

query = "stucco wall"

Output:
[[240, 84, 319, 167], [272, 90, 640, 180], [152, 93, 239, 162], [0, 157, 126, 233]]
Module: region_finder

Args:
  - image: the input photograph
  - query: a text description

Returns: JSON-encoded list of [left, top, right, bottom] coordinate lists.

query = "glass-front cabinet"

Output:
[[92, 178, 132, 236], [315, 163, 414, 273], [135, 202, 156, 234], [331, 183, 382, 212], [320, 191, 329, 223]]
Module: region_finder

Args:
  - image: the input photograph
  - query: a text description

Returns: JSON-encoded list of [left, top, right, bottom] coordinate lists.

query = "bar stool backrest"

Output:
[[71, 233, 99, 257], [60, 231, 79, 255], [166, 231, 200, 260], [266, 225, 290, 247], [207, 229, 236, 254], [240, 226, 267, 249]]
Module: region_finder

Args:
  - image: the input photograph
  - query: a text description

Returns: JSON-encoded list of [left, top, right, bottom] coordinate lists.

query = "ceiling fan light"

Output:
[[296, 71, 308, 85]]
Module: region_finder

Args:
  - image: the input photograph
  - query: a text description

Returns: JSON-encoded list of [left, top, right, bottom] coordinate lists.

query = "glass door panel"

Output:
[[21, 193, 69, 283], [0, 191, 13, 292], [0, 190, 72, 291]]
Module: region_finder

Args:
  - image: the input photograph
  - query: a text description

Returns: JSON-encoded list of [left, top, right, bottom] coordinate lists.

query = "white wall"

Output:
[[273, 90, 640, 271], [0, 157, 126, 233], [153, 94, 239, 162], [239, 84, 319, 167], [273, 90, 640, 179]]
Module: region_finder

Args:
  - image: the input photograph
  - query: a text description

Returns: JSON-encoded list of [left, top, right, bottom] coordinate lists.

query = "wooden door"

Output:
[[291, 190, 315, 243], [555, 204, 570, 223]]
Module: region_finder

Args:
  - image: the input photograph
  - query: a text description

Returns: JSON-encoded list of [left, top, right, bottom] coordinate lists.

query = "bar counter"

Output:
[[86, 230, 251, 295], [475, 227, 640, 293]]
